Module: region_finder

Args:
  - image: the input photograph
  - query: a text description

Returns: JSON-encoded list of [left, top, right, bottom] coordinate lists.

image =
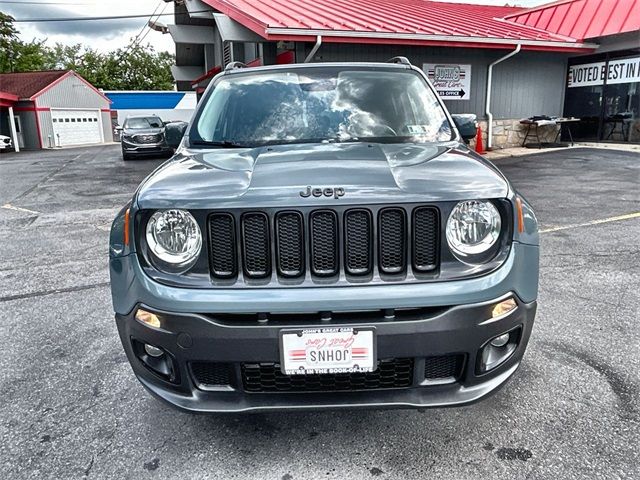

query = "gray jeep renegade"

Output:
[[109, 58, 539, 413]]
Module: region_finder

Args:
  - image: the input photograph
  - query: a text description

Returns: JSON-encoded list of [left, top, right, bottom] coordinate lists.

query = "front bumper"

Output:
[[122, 139, 171, 155], [116, 296, 535, 412]]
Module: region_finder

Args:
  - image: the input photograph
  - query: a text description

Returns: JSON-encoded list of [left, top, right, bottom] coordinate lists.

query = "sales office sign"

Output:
[[423, 63, 471, 100], [568, 56, 640, 88]]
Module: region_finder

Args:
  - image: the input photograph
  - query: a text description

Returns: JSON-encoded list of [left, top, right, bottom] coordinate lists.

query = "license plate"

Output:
[[280, 327, 376, 375]]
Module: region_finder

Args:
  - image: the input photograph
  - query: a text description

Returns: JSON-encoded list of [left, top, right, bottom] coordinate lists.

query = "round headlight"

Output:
[[146, 209, 202, 271], [446, 200, 501, 257]]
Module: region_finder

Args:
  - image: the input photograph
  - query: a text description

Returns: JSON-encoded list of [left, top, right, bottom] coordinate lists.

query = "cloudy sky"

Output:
[[2, 0, 176, 52], [1, 0, 551, 53]]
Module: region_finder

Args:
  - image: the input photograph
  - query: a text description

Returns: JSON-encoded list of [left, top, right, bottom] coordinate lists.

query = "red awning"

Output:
[[202, 0, 598, 51], [0, 91, 19, 108], [191, 51, 295, 89]]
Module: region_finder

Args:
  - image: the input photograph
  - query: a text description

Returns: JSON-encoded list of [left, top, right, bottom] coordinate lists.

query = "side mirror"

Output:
[[164, 121, 189, 149], [451, 114, 477, 144]]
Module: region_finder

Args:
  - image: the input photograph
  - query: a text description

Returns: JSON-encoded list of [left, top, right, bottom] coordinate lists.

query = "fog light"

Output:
[[490, 333, 510, 348], [477, 327, 522, 374], [144, 344, 164, 357], [492, 298, 517, 318], [135, 309, 161, 329]]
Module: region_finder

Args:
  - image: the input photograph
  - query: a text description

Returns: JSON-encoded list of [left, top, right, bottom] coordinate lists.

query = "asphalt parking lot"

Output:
[[0, 145, 638, 479]]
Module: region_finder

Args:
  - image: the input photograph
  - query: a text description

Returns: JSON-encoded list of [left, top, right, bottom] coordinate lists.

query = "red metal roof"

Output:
[[0, 70, 68, 99], [203, 0, 597, 51], [505, 0, 640, 40]]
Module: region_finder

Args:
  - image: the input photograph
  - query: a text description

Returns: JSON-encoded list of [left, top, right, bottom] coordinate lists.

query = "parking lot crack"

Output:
[[83, 456, 95, 478], [540, 341, 639, 420], [9, 153, 82, 205], [0, 282, 110, 303]]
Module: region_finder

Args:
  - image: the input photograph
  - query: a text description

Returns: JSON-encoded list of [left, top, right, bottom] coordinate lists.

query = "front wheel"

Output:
[[122, 149, 132, 161]]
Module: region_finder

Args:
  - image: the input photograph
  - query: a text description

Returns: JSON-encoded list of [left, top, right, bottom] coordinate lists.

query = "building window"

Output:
[[564, 50, 640, 143]]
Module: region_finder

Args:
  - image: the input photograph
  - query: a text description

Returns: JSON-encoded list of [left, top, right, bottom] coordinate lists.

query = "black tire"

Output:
[[122, 149, 132, 161]]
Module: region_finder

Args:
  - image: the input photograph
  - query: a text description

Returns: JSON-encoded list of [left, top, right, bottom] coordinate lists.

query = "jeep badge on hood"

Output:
[[300, 186, 346, 199]]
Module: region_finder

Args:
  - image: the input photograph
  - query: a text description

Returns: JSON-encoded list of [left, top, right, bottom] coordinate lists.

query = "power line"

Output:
[[11, 10, 210, 22], [133, 3, 169, 49], [122, 0, 163, 56]]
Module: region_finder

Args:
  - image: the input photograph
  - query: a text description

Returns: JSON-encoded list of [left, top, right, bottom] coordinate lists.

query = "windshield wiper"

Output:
[[331, 136, 418, 144], [190, 140, 249, 148]]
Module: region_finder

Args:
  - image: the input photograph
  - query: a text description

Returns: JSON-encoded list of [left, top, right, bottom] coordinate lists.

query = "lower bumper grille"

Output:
[[424, 355, 465, 383], [189, 355, 466, 392], [242, 358, 414, 393], [191, 362, 232, 388]]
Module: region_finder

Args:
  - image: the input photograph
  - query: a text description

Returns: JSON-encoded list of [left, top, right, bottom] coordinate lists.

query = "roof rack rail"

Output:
[[386, 56, 411, 66], [225, 61, 248, 72]]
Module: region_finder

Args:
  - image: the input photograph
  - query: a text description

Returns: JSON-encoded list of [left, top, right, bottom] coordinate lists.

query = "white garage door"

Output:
[[51, 110, 102, 146]]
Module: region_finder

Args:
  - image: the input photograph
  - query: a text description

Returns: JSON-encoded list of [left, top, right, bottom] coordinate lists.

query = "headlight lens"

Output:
[[446, 200, 501, 257], [146, 209, 202, 271]]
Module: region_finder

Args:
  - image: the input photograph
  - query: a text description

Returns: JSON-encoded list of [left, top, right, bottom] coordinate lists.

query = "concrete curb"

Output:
[[483, 143, 640, 162]]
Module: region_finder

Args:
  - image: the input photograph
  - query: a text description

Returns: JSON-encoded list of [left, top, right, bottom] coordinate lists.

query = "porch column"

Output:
[[8, 106, 19, 153]]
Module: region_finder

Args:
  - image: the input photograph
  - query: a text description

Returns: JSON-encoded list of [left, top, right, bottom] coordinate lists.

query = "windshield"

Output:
[[125, 117, 163, 129], [191, 67, 453, 147]]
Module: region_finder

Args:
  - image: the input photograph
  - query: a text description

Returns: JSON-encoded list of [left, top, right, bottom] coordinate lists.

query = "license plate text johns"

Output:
[[281, 327, 375, 375]]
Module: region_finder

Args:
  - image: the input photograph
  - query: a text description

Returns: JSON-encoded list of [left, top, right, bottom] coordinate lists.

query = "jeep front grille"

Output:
[[206, 205, 439, 284]]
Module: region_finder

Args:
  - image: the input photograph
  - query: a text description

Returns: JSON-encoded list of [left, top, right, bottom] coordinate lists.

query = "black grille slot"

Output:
[[242, 212, 271, 278], [310, 210, 338, 276], [424, 355, 465, 383], [191, 362, 232, 388], [344, 209, 372, 275], [208, 213, 237, 278], [379, 208, 407, 274], [242, 358, 414, 393], [275, 212, 305, 277], [413, 207, 439, 272]]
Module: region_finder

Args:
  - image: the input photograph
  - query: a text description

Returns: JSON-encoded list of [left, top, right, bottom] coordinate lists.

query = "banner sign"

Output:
[[568, 56, 640, 88], [423, 63, 471, 100]]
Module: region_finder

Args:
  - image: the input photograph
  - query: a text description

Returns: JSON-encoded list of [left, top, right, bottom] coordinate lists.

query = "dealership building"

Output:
[[0, 70, 114, 151], [166, 0, 640, 147]]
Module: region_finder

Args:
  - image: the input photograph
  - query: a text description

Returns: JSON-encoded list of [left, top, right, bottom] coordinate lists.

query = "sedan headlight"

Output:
[[146, 209, 202, 272], [446, 200, 501, 259]]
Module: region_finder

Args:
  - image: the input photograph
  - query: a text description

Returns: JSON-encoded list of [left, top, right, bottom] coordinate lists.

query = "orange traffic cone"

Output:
[[475, 124, 485, 154]]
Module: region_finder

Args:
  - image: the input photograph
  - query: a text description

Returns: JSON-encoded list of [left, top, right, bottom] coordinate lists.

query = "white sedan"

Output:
[[0, 135, 12, 150]]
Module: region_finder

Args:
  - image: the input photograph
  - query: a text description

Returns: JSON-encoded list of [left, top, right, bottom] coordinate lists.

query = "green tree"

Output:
[[0, 12, 20, 71], [0, 13, 176, 90], [0, 12, 50, 72], [115, 43, 175, 90]]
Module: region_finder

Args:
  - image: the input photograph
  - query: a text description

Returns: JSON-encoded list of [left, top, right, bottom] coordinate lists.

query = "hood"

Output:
[[135, 143, 509, 209], [124, 127, 164, 136]]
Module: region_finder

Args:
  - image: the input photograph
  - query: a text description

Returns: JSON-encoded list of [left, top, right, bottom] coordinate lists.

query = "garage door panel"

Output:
[[51, 110, 102, 146]]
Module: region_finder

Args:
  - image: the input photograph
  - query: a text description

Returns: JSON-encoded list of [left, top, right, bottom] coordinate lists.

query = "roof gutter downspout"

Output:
[[485, 44, 521, 149], [304, 35, 322, 63]]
